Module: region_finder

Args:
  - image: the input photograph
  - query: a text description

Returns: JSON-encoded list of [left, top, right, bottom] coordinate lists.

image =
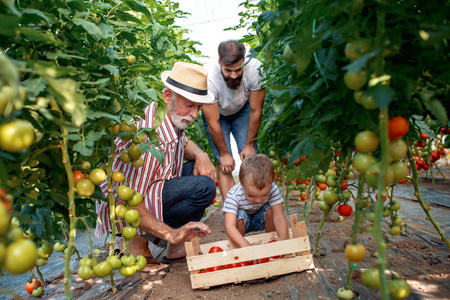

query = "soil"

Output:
[[3, 161, 450, 300]]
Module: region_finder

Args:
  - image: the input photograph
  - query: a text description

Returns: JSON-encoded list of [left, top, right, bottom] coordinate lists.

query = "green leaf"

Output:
[[62, 134, 81, 141], [73, 140, 93, 156], [73, 19, 102, 41], [424, 99, 448, 125], [18, 28, 60, 44], [0, 14, 20, 36], [148, 148, 164, 165], [368, 84, 395, 109], [125, 0, 153, 21], [102, 64, 119, 75], [22, 8, 51, 25]]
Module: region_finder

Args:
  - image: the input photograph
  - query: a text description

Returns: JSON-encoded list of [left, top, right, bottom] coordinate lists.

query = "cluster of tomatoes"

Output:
[[114, 121, 146, 168], [77, 250, 147, 280], [411, 131, 448, 172], [0, 192, 39, 281], [73, 165, 106, 198]]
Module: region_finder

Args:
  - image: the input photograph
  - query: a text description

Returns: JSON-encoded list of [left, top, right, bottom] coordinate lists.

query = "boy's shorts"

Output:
[[237, 202, 271, 234]]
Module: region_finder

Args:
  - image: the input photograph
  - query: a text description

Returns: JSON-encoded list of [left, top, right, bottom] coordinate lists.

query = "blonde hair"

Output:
[[239, 154, 274, 190]]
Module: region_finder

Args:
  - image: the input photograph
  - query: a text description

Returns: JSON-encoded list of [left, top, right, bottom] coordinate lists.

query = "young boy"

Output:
[[222, 154, 289, 248]]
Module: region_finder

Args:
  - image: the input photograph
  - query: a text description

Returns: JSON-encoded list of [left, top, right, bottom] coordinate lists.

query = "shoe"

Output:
[[160, 256, 187, 264]]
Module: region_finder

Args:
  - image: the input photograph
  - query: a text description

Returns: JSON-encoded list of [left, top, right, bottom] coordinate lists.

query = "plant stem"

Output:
[[35, 266, 44, 285], [106, 141, 118, 294], [407, 152, 450, 249], [434, 163, 446, 180], [314, 209, 331, 257]]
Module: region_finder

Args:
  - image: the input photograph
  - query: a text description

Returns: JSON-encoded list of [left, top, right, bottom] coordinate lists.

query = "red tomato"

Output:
[[375, 193, 387, 201], [208, 246, 223, 253], [388, 116, 409, 139], [337, 204, 353, 216], [300, 194, 307, 201], [421, 133, 428, 140], [398, 178, 407, 184], [207, 265, 225, 272], [441, 127, 447, 134], [225, 261, 249, 269], [317, 182, 327, 191], [423, 164, 429, 170], [259, 257, 270, 264], [73, 170, 86, 185], [341, 181, 348, 191], [299, 156, 306, 162]]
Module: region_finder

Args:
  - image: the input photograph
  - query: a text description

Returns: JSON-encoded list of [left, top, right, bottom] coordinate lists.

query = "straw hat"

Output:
[[161, 62, 214, 104]]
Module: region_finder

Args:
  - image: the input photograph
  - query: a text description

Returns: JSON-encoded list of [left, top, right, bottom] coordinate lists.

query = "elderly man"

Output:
[[202, 40, 266, 201], [96, 62, 217, 272]]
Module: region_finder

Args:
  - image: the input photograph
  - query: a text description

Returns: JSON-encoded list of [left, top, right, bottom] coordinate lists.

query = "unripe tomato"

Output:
[[120, 151, 132, 164], [54, 242, 66, 252], [355, 131, 379, 153], [135, 255, 147, 271], [36, 258, 48, 266], [94, 248, 101, 255], [120, 121, 137, 142], [132, 157, 144, 168], [121, 254, 136, 267], [345, 243, 365, 262], [81, 161, 91, 170], [106, 255, 122, 270], [115, 204, 128, 218], [4, 239, 37, 274], [388, 226, 400, 235], [388, 139, 408, 161], [390, 161, 408, 183], [336, 287, 354, 300], [316, 174, 326, 183], [76, 178, 95, 197], [360, 94, 378, 110], [119, 265, 136, 277], [391, 200, 401, 211], [319, 200, 331, 212], [112, 171, 125, 183], [117, 185, 134, 201], [79, 256, 93, 267], [122, 226, 137, 239], [0, 203, 10, 235], [388, 279, 410, 300], [344, 70, 368, 90], [128, 144, 142, 159], [124, 209, 140, 224], [127, 192, 143, 207], [0, 119, 35, 152], [32, 287, 43, 297], [132, 217, 141, 228], [393, 215, 403, 226], [365, 163, 394, 188], [127, 55, 136, 64], [93, 261, 112, 278], [78, 265, 93, 280], [362, 268, 380, 290], [323, 190, 338, 205], [344, 39, 372, 60], [89, 168, 106, 185]]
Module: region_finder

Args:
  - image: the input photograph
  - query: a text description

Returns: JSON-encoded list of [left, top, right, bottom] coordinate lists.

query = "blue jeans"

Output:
[[237, 202, 271, 234], [202, 101, 258, 163], [142, 160, 215, 245]]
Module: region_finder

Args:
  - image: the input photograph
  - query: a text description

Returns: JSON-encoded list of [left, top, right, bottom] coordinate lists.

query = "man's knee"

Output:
[[196, 176, 216, 204]]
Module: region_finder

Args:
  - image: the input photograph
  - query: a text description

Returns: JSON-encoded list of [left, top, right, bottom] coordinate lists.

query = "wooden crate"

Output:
[[184, 215, 315, 289]]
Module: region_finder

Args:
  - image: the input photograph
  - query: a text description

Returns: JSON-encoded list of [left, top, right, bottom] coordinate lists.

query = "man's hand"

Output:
[[193, 152, 217, 181], [239, 144, 257, 161], [220, 153, 235, 174], [171, 222, 211, 244]]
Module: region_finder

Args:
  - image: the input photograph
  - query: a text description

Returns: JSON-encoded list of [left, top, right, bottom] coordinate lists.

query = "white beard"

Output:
[[168, 98, 194, 130]]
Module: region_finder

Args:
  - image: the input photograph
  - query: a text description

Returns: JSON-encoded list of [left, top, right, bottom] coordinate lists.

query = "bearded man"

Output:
[[96, 62, 217, 273], [202, 40, 266, 201]]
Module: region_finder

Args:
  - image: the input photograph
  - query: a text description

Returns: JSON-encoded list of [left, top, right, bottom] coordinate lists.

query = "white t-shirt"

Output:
[[208, 58, 264, 116], [222, 182, 283, 215]]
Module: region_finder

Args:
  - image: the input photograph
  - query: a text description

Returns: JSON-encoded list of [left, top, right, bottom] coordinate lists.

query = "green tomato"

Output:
[[93, 261, 112, 278], [128, 192, 143, 207], [106, 256, 122, 270], [78, 265, 94, 280], [94, 248, 101, 255], [362, 268, 380, 290], [388, 279, 410, 300], [4, 239, 37, 274], [112, 171, 125, 183], [388, 139, 408, 161], [79, 256, 93, 267], [0, 204, 9, 235], [89, 168, 106, 185], [388, 226, 400, 235], [327, 175, 337, 187], [132, 157, 144, 168], [0, 119, 35, 153], [391, 200, 401, 211], [36, 258, 48, 266], [32, 286, 43, 297], [122, 226, 137, 239], [119, 265, 137, 277], [366, 212, 376, 222], [41, 242, 53, 257], [117, 185, 134, 201], [365, 163, 394, 188], [319, 200, 331, 212], [132, 218, 141, 228], [54, 242, 66, 252], [124, 209, 140, 224], [323, 190, 338, 205], [382, 207, 391, 217], [390, 161, 408, 183], [355, 131, 379, 153], [120, 151, 132, 164], [316, 174, 326, 183], [76, 178, 95, 197], [115, 204, 128, 219], [393, 215, 403, 226], [135, 255, 147, 271], [121, 254, 136, 267], [337, 287, 354, 299], [7, 227, 24, 241], [128, 144, 142, 159]]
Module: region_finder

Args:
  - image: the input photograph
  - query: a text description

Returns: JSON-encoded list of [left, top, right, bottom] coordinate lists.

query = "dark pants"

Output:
[[142, 160, 216, 246]]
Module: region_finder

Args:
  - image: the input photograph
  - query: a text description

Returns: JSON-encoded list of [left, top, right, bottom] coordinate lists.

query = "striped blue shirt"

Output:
[[95, 102, 188, 237], [222, 182, 283, 215]]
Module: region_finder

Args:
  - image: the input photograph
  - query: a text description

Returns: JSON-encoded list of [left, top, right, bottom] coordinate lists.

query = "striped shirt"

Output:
[[95, 102, 188, 237], [222, 182, 283, 215]]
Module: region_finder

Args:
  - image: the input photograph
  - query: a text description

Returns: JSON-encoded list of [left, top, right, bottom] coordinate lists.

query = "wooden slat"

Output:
[[190, 254, 315, 289], [290, 214, 300, 238], [296, 221, 311, 256]]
